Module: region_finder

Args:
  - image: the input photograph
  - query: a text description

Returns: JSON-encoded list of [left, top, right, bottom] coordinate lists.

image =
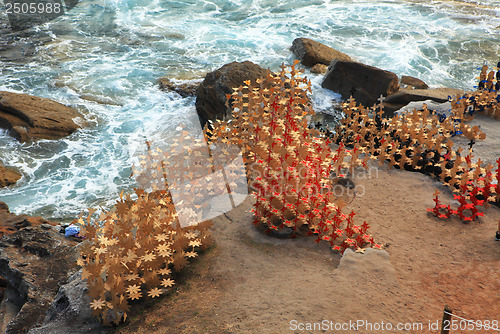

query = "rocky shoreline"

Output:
[[191, 37, 466, 127], [0, 37, 475, 332]]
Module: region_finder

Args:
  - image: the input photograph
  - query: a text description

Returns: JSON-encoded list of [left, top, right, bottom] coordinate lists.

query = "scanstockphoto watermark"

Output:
[[2, 0, 80, 31], [290, 318, 500, 332], [290, 319, 424, 332]]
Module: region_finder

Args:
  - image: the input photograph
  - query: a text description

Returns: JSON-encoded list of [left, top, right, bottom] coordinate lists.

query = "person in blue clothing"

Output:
[[496, 218, 500, 241], [496, 219, 500, 241]]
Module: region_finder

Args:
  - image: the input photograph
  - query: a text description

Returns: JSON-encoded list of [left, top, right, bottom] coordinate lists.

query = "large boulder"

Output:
[[0, 204, 80, 333], [0, 91, 82, 142], [0, 164, 21, 188], [291, 38, 352, 67], [195, 61, 270, 127], [321, 60, 400, 108]]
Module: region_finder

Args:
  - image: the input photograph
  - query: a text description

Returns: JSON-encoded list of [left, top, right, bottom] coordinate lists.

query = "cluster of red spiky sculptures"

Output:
[[247, 102, 375, 251], [428, 186, 485, 222], [428, 157, 500, 222], [205, 62, 381, 253]]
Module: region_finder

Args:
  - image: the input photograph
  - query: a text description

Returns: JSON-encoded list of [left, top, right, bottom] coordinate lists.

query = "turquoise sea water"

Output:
[[0, 0, 499, 220]]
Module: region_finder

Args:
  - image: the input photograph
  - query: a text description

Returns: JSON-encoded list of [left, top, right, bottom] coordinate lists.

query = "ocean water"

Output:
[[0, 0, 499, 221]]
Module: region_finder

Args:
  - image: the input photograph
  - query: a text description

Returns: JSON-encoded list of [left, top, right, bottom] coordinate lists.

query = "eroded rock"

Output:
[[0, 91, 83, 142], [27, 271, 106, 334], [382, 88, 464, 115]]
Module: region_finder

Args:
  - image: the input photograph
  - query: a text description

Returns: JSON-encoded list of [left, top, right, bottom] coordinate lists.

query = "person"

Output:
[[496, 219, 500, 241]]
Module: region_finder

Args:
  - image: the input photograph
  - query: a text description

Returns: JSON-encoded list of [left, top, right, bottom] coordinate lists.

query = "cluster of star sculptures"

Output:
[[205, 61, 381, 253], [76, 139, 213, 326], [333, 98, 485, 189]]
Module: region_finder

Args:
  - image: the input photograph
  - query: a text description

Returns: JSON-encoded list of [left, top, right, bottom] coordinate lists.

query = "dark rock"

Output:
[[401, 76, 429, 89], [291, 38, 352, 67], [77, 95, 123, 106], [310, 63, 328, 74], [27, 271, 107, 334], [0, 91, 83, 142], [0, 164, 21, 188], [322, 60, 399, 108], [0, 275, 7, 302], [159, 77, 199, 98], [379, 102, 405, 116], [196, 61, 270, 127], [0, 224, 80, 334]]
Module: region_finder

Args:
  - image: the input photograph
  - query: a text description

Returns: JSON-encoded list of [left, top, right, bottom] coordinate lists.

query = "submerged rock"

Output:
[[322, 59, 399, 108], [159, 77, 199, 98], [291, 38, 352, 67], [195, 61, 270, 127], [310, 63, 328, 74], [0, 91, 83, 142]]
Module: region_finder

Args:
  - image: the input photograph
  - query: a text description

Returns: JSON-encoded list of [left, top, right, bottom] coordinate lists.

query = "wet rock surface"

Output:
[[382, 87, 464, 115], [401, 75, 429, 90]]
